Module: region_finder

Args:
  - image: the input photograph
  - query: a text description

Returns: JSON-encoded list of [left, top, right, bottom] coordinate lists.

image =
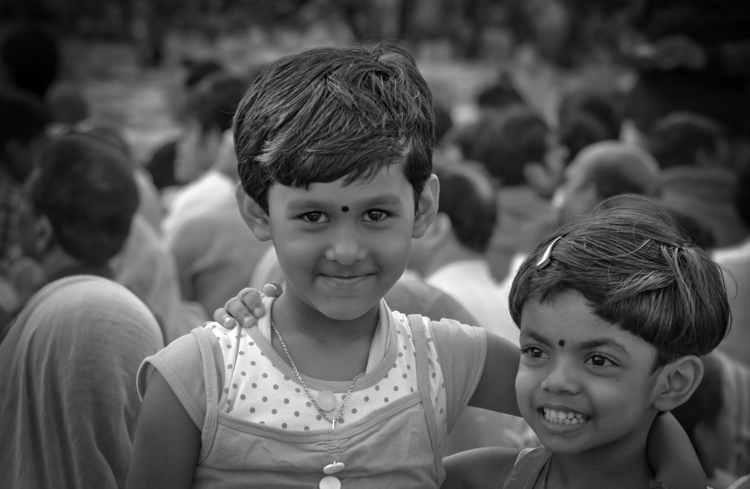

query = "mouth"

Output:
[[541, 407, 590, 426], [319, 274, 374, 287]]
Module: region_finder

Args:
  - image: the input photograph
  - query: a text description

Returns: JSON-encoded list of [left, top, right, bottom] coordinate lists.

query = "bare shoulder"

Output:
[[442, 447, 520, 489]]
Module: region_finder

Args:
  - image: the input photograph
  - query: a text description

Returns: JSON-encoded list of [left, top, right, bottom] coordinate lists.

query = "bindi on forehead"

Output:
[[558, 340, 565, 347], [341, 206, 349, 212]]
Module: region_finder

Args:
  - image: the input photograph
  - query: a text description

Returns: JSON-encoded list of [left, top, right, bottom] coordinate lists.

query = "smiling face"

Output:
[[262, 165, 434, 323], [516, 291, 663, 458]]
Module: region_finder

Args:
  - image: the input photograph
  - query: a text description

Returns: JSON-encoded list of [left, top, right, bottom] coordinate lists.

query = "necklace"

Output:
[[542, 454, 552, 488], [271, 319, 365, 430]]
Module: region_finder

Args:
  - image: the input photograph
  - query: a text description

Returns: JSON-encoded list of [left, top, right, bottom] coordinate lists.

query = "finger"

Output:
[[236, 287, 266, 319], [213, 307, 238, 330], [226, 296, 259, 328], [263, 282, 284, 297]]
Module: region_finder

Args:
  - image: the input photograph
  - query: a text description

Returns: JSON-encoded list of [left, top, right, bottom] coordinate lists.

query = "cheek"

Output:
[[515, 366, 537, 411]]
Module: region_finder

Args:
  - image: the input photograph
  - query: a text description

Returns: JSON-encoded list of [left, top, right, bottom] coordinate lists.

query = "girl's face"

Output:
[[516, 291, 663, 458]]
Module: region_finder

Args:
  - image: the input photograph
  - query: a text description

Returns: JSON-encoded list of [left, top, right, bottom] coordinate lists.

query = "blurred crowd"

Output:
[[1, 0, 750, 487]]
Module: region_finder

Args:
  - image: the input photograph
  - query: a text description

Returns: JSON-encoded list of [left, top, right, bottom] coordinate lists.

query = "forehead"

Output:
[[520, 292, 657, 355], [267, 164, 413, 208]]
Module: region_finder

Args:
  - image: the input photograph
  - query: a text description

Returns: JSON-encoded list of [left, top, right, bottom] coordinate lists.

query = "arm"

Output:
[[468, 332, 521, 417], [126, 371, 201, 489], [647, 412, 706, 489], [442, 447, 519, 489]]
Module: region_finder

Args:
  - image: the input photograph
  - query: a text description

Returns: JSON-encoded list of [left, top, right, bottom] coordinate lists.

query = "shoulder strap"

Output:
[[408, 314, 443, 480], [502, 447, 552, 489], [192, 327, 221, 462]]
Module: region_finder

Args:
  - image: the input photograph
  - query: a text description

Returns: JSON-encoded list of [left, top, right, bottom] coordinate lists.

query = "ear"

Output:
[[235, 183, 272, 241], [412, 174, 440, 239], [652, 355, 704, 412]]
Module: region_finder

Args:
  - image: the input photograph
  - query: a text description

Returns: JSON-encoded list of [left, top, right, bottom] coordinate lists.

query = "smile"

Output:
[[542, 407, 590, 425], [320, 274, 374, 286]]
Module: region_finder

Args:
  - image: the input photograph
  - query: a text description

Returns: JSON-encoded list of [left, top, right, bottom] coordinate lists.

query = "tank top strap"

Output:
[[502, 447, 553, 489], [408, 314, 442, 479], [192, 327, 221, 463]]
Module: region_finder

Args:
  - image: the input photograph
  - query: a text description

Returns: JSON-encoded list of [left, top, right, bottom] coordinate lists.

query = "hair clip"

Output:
[[536, 236, 562, 268]]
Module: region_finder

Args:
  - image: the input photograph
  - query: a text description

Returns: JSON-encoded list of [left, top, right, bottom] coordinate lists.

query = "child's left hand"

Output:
[[213, 283, 283, 329]]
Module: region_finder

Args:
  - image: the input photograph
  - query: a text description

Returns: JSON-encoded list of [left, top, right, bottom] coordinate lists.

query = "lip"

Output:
[[318, 274, 375, 287]]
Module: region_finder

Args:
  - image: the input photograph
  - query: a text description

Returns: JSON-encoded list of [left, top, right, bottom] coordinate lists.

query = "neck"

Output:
[[548, 435, 654, 489], [424, 241, 485, 278], [41, 248, 115, 282]]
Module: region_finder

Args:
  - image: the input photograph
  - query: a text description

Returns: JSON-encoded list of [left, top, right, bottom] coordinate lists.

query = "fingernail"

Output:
[[243, 317, 254, 327], [253, 307, 264, 317], [223, 317, 236, 328]]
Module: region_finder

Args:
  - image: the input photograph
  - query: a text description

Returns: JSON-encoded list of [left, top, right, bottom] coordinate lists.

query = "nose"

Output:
[[325, 227, 367, 266], [540, 358, 580, 395]]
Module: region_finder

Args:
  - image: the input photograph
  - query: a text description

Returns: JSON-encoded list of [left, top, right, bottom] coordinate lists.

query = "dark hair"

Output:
[[558, 89, 622, 141], [0, 21, 58, 99], [434, 161, 497, 253], [558, 112, 610, 164], [476, 71, 525, 109], [186, 72, 248, 136], [509, 204, 730, 367], [433, 102, 453, 144], [647, 112, 724, 169], [182, 58, 224, 89], [470, 105, 548, 186], [31, 135, 139, 266], [233, 41, 435, 214], [0, 88, 49, 151], [671, 354, 724, 477]]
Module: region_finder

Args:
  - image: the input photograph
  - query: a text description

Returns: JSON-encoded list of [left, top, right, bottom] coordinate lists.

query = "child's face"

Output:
[[516, 291, 662, 457], [264, 165, 428, 322]]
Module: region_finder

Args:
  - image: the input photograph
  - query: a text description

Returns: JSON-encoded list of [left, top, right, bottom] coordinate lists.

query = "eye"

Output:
[[364, 210, 389, 222], [521, 346, 547, 360], [585, 354, 615, 367], [301, 211, 328, 223]]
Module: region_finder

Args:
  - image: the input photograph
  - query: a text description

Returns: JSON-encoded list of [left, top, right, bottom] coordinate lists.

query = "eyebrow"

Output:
[[522, 331, 630, 356], [286, 194, 403, 211]]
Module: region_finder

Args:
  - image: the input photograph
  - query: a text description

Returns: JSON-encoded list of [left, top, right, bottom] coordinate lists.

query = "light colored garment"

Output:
[[138, 297, 488, 488], [164, 171, 271, 315], [426, 259, 519, 345], [161, 170, 235, 237], [714, 350, 750, 477], [714, 238, 750, 368], [0, 275, 163, 489], [134, 167, 163, 233], [111, 214, 206, 343]]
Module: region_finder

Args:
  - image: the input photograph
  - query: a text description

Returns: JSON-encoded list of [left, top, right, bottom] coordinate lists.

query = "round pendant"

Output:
[[319, 475, 341, 489], [317, 390, 337, 412], [323, 462, 345, 474]]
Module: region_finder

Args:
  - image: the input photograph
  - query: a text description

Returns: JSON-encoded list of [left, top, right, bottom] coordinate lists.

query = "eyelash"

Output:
[[520, 347, 617, 368], [299, 209, 391, 223], [585, 354, 616, 367], [521, 346, 547, 359]]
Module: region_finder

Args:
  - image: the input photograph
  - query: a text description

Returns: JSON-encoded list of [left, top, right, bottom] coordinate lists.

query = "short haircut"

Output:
[[182, 58, 224, 89], [31, 135, 139, 266], [647, 112, 724, 169], [558, 88, 622, 141], [434, 161, 497, 253], [558, 111, 610, 164], [186, 72, 248, 136], [233, 41, 435, 214], [476, 72, 525, 109], [0, 21, 58, 99], [470, 105, 548, 186], [509, 204, 730, 367], [671, 354, 724, 476], [0, 88, 49, 150]]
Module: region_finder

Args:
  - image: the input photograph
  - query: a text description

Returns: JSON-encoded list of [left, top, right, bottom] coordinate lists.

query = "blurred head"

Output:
[[47, 85, 89, 126], [476, 71, 525, 110], [29, 135, 139, 267], [556, 141, 660, 224], [557, 88, 622, 143], [0, 21, 58, 99], [647, 112, 725, 169], [469, 104, 550, 187], [409, 160, 497, 275], [233, 41, 435, 214], [176, 72, 248, 183], [0, 88, 50, 182]]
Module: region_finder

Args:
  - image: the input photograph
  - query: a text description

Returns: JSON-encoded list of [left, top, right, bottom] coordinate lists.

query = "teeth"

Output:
[[543, 408, 589, 424]]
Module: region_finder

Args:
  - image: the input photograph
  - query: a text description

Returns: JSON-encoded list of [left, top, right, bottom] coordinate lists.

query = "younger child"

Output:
[[441, 205, 730, 488], [128, 43, 707, 489]]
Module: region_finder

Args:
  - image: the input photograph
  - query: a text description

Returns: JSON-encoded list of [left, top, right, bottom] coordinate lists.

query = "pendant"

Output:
[[319, 475, 341, 489], [317, 390, 337, 412], [323, 462, 345, 474]]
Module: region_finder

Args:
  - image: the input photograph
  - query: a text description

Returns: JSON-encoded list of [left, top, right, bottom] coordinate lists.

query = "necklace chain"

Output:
[[271, 319, 365, 430]]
